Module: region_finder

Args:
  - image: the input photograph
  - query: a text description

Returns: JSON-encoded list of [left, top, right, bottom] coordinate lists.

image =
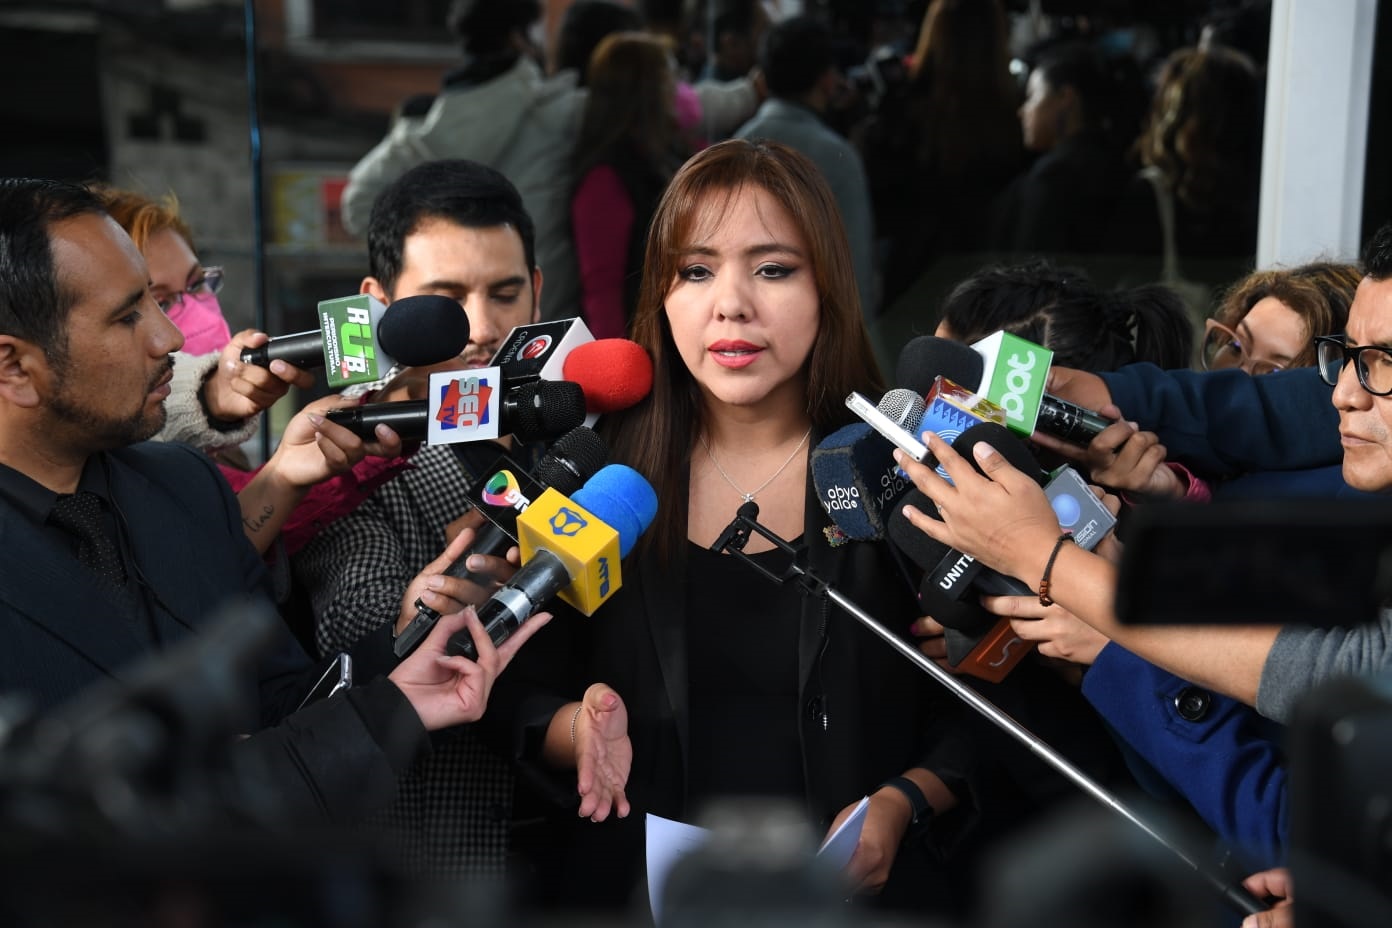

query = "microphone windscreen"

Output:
[[572, 464, 659, 557], [377, 294, 471, 367], [950, 422, 1046, 485], [562, 339, 655, 413], [887, 489, 951, 570], [507, 381, 587, 442], [895, 336, 984, 396], [535, 426, 608, 493], [878, 388, 926, 431], [810, 423, 903, 541], [916, 576, 1000, 639]]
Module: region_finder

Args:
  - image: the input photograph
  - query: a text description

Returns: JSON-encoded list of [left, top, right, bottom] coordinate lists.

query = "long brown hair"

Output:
[[1214, 261, 1361, 368], [606, 139, 885, 561], [906, 0, 1020, 176], [573, 31, 680, 180], [1136, 46, 1262, 215]]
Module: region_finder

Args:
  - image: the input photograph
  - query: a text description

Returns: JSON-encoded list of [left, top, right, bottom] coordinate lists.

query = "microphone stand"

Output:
[[712, 502, 1266, 918]]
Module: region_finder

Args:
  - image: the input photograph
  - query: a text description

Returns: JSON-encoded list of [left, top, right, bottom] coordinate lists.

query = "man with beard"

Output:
[[0, 178, 546, 823]]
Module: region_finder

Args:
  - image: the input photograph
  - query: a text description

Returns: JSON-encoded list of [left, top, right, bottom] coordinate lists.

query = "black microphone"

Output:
[[895, 335, 1115, 446], [809, 422, 910, 541], [883, 423, 1047, 682], [325, 379, 586, 444], [885, 422, 1116, 682], [393, 426, 608, 657], [887, 421, 1045, 589], [239, 294, 471, 370]]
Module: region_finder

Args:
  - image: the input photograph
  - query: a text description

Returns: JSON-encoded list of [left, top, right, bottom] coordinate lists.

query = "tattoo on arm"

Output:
[[243, 504, 275, 534]]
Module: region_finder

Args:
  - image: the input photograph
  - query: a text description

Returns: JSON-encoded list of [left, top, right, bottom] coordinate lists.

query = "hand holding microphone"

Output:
[[1030, 403, 1189, 501], [266, 393, 404, 489], [394, 426, 609, 657], [446, 463, 658, 661], [896, 429, 1072, 598], [202, 329, 318, 423], [984, 595, 1111, 667], [325, 379, 587, 444], [238, 293, 471, 372], [388, 596, 554, 733]]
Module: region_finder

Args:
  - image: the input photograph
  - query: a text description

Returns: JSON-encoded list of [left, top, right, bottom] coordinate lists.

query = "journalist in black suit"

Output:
[[0, 178, 548, 821]]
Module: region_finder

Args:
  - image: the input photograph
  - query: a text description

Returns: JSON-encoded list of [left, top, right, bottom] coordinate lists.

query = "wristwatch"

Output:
[[878, 775, 934, 832]]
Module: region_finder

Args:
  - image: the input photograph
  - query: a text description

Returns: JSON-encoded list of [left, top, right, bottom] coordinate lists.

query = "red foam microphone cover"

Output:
[[561, 338, 654, 413]]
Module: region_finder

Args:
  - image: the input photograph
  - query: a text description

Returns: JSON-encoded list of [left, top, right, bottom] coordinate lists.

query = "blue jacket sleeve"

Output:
[[1097, 365, 1340, 476], [1082, 644, 1289, 869]]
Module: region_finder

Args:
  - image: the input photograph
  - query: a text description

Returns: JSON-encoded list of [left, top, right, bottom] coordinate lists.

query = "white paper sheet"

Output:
[[646, 796, 870, 924], [816, 795, 870, 869]]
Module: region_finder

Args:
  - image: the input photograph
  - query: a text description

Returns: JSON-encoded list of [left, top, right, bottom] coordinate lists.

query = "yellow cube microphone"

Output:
[[446, 464, 658, 660], [516, 487, 622, 616]]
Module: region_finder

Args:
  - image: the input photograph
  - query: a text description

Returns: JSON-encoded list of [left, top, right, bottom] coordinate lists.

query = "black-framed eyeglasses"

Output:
[[156, 266, 224, 314], [1315, 334, 1392, 396]]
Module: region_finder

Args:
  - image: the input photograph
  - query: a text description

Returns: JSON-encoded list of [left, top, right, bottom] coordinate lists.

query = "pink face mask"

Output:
[[167, 291, 233, 356]]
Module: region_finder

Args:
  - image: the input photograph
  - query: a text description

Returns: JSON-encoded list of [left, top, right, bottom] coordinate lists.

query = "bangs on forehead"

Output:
[[671, 181, 748, 253], [668, 181, 808, 264]]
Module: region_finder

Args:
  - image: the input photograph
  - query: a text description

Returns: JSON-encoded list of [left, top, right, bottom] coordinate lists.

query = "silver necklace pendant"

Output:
[[700, 427, 812, 504]]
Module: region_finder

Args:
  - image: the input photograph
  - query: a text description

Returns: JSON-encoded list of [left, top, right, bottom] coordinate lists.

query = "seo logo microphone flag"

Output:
[[427, 367, 503, 444]]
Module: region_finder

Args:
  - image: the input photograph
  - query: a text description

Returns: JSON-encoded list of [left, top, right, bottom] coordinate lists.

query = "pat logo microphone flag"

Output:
[[518, 487, 621, 615], [428, 367, 503, 444], [969, 331, 1052, 436], [318, 294, 394, 388]]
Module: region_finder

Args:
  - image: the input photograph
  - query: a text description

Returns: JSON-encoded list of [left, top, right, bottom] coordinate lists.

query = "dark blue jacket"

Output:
[[1097, 364, 1384, 498], [1099, 364, 1339, 476], [1082, 644, 1287, 869]]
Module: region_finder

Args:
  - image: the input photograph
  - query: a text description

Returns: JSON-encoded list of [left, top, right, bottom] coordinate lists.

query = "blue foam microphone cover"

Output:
[[571, 464, 658, 557]]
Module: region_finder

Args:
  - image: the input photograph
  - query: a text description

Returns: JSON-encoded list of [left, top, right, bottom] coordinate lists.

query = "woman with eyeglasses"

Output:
[[96, 188, 323, 456], [1202, 262, 1361, 376], [95, 186, 407, 556], [1027, 261, 1363, 505]]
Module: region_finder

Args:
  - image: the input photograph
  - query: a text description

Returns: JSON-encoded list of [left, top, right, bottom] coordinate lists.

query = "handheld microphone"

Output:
[[846, 391, 929, 462], [809, 422, 912, 541], [239, 294, 471, 388], [895, 335, 1115, 446], [493, 323, 654, 425], [878, 388, 926, 431], [325, 379, 586, 444], [885, 424, 1046, 681], [394, 426, 609, 657], [490, 317, 594, 382], [447, 464, 658, 661], [885, 422, 1114, 682], [560, 338, 655, 414]]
